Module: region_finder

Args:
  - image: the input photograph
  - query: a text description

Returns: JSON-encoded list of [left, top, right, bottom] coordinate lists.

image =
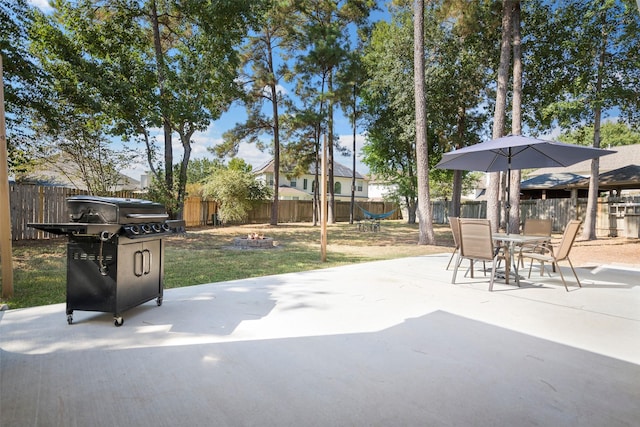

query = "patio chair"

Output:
[[517, 218, 553, 269], [451, 219, 506, 291], [517, 219, 582, 291], [445, 217, 461, 270]]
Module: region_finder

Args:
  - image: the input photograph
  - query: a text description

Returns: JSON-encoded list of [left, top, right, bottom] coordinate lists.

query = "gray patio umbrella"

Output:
[[435, 134, 616, 232]]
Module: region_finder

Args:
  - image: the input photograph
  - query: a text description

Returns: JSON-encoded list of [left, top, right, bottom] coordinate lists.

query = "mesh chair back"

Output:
[[523, 218, 552, 236], [459, 219, 494, 261], [449, 217, 461, 248], [555, 220, 582, 261]]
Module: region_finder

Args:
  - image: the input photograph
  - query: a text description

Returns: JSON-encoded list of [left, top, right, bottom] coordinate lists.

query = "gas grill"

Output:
[[28, 195, 185, 326]]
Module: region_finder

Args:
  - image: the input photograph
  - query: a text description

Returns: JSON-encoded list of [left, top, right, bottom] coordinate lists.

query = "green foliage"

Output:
[[27, 0, 267, 218], [184, 158, 224, 184], [202, 166, 271, 223], [558, 122, 640, 148], [227, 158, 253, 173], [361, 2, 497, 208], [523, 1, 640, 132], [0, 0, 49, 173], [429, 169, 482, 201], [146, 174, 181, 217]]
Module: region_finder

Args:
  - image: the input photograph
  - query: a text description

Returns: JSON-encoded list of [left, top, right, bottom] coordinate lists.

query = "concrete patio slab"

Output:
[[1, 253, 639, 426]]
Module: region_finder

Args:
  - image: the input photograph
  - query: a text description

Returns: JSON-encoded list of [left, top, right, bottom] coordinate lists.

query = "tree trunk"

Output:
[[313, 126, 320, 226], [270, 77, 280, 226], [414, 0, 435, 245], [406, 195, 417, 224], [176, 128, 194, 220], [150, 1, 173, 205], [582, 11, 607, 241], [509, 1, 522, 234], [451, 106, 465, 218], [327, 70, 335, 224], [488, 0, 513, 232], [350, 83, 356, 225]]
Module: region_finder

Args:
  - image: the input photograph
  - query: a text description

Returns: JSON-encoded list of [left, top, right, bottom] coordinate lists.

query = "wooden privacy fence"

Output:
[[431, 196, 640, 237], [8, 183, 639, 240], [183, 197, 218, 227], [244, 200, 401, 224], [9, 184, 135, 240], [184, 199, 402, 226]]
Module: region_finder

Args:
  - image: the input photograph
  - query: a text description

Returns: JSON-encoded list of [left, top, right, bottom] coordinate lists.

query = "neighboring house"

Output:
[[520, 172, 587, 200], [529, 144, 640, 177], [366, 175, 398, 201], [254, 159, 368, 201], [521, 144, 640, 199]]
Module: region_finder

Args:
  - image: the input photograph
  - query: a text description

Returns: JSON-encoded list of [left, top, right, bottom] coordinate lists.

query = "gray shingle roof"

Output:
[[530, 144, 640, 176], [520, 172, 584, 189], [567, 164, 640, 189], [254, 159, 365, 179]]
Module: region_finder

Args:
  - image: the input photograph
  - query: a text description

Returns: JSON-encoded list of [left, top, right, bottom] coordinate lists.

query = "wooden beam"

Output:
[[0, 55, 14, 299]]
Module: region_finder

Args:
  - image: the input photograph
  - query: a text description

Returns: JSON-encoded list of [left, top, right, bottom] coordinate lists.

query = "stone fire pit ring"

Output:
[[232, 236, 275, 249]]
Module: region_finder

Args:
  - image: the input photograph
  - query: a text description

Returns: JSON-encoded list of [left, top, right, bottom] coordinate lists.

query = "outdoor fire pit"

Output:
[[232, 233, 275, 249]]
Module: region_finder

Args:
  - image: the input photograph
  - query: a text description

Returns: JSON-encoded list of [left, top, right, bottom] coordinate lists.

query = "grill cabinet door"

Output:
[[116, 239, 162, 311]]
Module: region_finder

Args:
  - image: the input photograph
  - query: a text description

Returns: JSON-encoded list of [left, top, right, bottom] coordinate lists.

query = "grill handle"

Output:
[[126, 213, 169, 220]]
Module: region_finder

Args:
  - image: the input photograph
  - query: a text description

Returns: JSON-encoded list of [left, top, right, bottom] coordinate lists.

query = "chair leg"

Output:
[[555, 262, 570, 292], [451, 255, 463, 284], [541, 262, 552, 277], [446, 247, 458, 270], [567, 257, 582, 288], [489, 258, 497, 291]]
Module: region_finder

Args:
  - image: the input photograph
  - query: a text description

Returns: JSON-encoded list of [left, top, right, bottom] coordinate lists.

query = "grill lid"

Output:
[[67, 195, 168, 224], [27, 195, 185, 239]]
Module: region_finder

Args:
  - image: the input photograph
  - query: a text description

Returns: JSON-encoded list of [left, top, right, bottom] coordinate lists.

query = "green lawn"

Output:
[[3, 221, 454, 309]]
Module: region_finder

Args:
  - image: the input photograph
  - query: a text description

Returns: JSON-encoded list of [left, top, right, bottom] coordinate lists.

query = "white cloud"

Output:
[[337, 133, 369, 175], [261, 84, 288, 98], [28, 0, 53, 13]]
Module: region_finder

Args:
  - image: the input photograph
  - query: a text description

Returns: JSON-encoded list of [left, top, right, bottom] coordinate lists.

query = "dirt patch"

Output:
[[568, 237, 640, 268]]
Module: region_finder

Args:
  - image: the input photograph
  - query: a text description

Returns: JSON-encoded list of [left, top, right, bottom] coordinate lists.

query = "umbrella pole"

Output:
[[505, 148, 511, 234]]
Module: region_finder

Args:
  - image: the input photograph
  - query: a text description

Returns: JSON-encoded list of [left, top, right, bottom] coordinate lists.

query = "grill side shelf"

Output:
[[27, 223, 122, 236]]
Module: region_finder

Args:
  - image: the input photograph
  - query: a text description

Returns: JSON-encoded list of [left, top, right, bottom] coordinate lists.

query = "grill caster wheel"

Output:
[[114, 316, 124, 327], [156, 297, 163, 306], [67, 314, 73, 325]]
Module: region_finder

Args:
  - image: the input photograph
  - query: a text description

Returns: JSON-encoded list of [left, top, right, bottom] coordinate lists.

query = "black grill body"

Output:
[[28, 196, 185, 326]]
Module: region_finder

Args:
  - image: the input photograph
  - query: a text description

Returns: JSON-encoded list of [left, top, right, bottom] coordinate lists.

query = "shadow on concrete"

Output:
[[2, 310, 639, 426]]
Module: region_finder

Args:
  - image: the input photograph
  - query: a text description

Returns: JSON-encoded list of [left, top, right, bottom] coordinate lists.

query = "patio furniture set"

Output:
[[447, 217, 583, 291]]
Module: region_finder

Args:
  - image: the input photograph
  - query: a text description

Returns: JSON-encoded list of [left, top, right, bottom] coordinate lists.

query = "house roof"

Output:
[[253, 160, 275, 174], [254, 159, 365, 179], [23, 169, 140, 191], [567, 164, 640, 190], [520, 172, 584, 190], [529, 144, 640, 176]]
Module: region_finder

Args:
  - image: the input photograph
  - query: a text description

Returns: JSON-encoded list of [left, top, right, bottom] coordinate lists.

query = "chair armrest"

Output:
[[518, 241, 552, 256]]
